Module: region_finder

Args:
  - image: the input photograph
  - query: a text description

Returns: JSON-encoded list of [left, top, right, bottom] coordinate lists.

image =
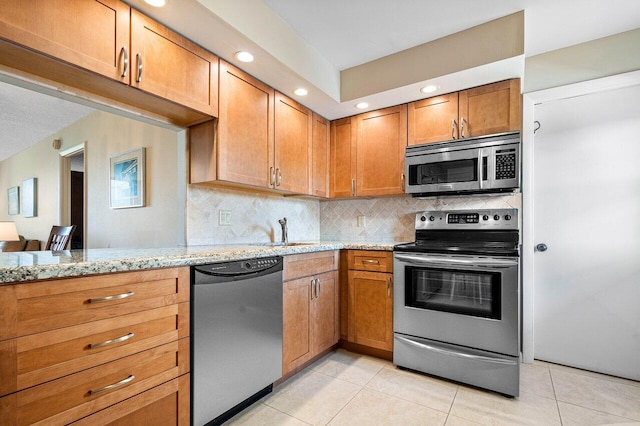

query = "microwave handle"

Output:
[[478, 148, 484, 189]]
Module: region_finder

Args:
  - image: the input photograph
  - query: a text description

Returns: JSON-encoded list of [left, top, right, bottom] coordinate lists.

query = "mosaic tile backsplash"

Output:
[[319, 193, 522, 242], [187, 184, 521, 245]]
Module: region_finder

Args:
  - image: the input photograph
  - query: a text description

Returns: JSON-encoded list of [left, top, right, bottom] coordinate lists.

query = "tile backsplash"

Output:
[[187, 185, 320, 245], [319, 193, 522, 242], [186, 185, 521, 245]]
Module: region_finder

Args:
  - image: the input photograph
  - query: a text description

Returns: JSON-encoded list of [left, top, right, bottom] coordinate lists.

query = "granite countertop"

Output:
[[0, 241, 401, 284]]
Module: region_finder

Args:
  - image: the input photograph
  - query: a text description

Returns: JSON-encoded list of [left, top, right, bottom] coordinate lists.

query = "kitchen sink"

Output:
[[253, 242, 315, 247]]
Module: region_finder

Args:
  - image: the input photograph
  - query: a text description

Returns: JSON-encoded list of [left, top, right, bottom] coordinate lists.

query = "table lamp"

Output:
[[0, 221, 19, 241]]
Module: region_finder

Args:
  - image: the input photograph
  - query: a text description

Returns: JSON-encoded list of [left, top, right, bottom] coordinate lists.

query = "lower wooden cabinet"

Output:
[[0, 267, 190, 425], [282, 251, 339, 375], [344, 251, 394, 352]]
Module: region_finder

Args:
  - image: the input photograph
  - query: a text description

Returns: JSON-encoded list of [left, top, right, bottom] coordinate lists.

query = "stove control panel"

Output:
[[416, 209, 518, 230]]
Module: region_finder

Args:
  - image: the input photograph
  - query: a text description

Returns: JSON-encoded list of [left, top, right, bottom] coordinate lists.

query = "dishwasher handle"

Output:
[[193, 257, 283, 284]]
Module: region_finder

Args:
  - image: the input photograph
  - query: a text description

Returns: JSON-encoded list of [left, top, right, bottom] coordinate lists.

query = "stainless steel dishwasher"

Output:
[[191, 256, 283, 425]]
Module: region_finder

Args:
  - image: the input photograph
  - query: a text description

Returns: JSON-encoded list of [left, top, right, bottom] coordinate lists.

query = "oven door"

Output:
[[405, 146, 488, 194], [394, 252, 519, 356]]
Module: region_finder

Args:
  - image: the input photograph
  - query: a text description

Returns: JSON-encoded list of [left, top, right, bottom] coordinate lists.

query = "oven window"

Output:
[[405, 267, 501, 319]]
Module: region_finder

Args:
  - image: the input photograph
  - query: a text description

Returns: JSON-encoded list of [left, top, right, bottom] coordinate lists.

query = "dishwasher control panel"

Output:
[[193, 256, 283, 278]]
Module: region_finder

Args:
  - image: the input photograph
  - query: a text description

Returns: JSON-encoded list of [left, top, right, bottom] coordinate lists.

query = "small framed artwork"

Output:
[[8, 186, 19, 215], [22, 178, 37, 218], [110, 147, 145, 209]]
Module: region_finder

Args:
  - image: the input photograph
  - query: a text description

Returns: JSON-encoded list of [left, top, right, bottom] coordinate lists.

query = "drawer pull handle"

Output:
[[89, 291, 135, 303], [361, 259, 380, 264], [89, 332, 135, 349], [89, 375, 135, 395]]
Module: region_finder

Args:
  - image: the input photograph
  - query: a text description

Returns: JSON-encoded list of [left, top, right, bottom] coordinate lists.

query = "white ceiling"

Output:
[[1, 0, 639, 162]]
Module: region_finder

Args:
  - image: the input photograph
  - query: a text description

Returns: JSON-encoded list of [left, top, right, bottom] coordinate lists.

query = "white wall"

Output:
[[0, 110, 184, 249]]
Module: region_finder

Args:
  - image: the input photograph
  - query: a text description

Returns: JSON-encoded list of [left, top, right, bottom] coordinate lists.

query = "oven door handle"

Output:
[[394, 253, 518, 268], [396, 335, 518, 366]]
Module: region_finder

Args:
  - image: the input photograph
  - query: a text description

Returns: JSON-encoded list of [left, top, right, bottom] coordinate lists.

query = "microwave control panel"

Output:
[[495, 149, 517, 180]]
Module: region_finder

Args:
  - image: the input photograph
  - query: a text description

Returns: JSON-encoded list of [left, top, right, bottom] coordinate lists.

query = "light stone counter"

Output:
[[0, 242, 402, 284]]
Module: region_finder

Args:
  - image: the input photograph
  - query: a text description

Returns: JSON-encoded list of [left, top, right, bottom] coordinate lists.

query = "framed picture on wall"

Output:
[[22, 178, 37, 218], [110, 147, 145, 209], [8, 186, 19, 215]]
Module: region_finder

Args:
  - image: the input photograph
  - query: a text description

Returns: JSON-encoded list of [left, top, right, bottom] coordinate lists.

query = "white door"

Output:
[[533, 85, 640, 380]]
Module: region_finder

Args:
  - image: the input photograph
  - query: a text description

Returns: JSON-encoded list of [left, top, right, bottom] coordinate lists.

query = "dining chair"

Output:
[[45, 225, 76, 251]]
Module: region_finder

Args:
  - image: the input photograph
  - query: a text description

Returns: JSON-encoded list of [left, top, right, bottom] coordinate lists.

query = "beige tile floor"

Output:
[[226, 349, 640, 426]]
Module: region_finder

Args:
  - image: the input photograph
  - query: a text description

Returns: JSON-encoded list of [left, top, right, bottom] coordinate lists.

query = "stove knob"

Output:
[[505, 214, 512, 221], [482, 215, 489, 221], [493, 215, 500, 221], [420, 215, 426, 222], [429, 216, 435, 222]]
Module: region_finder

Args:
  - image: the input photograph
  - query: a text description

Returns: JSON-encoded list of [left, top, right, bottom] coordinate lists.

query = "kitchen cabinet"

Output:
[[130, 9, 219, 117], [329, 116, 357, 198], [282, 251, 339, 376], [0, 0, 130, 82], [0, 267, 190, 425], [274, 92, 313, 194], [0, 0, 218, 124], [191, 62, 313, 195], [330, 105, 407, 198], [212, 60, 275, 188], [345, 250, 393, 352], [312, 113, 330, 197], [408, 78, 521, 145]]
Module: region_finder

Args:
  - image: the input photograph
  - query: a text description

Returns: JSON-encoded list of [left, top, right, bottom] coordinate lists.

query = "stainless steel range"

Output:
[[393, 209, 520, 397]]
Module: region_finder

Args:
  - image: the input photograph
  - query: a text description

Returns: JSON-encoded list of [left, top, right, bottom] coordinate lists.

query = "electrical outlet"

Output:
[[357, 215, 366, 227], [219, 210, 232, 226]]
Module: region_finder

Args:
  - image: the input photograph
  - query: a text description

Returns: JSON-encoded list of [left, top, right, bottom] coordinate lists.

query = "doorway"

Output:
[[528, 80, 640, 380], [60, 142, 86, 249]]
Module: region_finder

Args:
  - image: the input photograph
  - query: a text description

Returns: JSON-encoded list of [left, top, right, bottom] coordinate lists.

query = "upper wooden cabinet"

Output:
[[191, 62, 314, 195], [408, 79, 521, 146], [216, 60, 275, 188], [356, 105, 407, 196], [312, 113, 330, 198], [329, 116, 357, 198], [130, 9, 219, 116], [0, 0, 130, 82], [330, 105, 407, 198], [0, 0, 218, 123], [274, 92, 313, 194]]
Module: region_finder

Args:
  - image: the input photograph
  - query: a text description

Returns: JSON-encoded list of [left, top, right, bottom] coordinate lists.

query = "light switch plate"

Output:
[[357, 215, 366, 227], [219, 210, 232, 226]]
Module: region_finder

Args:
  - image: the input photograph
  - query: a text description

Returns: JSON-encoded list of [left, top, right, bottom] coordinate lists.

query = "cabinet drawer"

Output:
[[347, 250, 393, 273], [70, 374, 190, 426], [0, 339, 188, 426], [0, 267, 189, 340], [1, 303, 189, 396], [284, 250, 338, 281]]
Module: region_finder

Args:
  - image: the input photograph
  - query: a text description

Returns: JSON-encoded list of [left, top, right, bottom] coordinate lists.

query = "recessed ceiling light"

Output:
[[144, 0, 166, 7], [235, 51, 254, 63], [420, 85, 439, 94], [355, 102, 369, 109], [294, 88, 308, 96]]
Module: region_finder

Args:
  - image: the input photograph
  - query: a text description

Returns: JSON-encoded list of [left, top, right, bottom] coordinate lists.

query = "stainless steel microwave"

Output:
[[405, 132, 520, 196]]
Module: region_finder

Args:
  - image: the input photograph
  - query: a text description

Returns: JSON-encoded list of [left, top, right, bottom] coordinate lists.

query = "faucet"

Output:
[[278, 217, 288, 244]]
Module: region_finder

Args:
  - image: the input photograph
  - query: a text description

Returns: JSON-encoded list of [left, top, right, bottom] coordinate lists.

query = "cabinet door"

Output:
[[458, 79, 521, 138], [312, 113, 330, 197], [347, 270, 393, 351], [408, 92, 459, 145], [70, 374, 190, 426], [312, 271, 338, 354], [274, 92, 312, 194], [130, 9, 219, 116], [0, 0, 130, 82], [283, 277, 312, 375], [218, 61, 275, 188], [356, 105, 407, 196], [330, 117, 357, 198]]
